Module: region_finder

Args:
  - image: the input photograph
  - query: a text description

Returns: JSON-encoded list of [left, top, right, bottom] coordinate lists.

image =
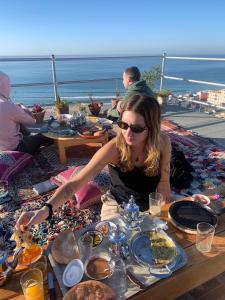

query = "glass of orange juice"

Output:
[[20, 268, 44, 300]]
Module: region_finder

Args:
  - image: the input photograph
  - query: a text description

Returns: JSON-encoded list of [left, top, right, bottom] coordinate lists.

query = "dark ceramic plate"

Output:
[[168, 200, 218, 234]]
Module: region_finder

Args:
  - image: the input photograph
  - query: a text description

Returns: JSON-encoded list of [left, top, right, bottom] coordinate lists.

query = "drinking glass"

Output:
[[109, 257, 127, 300], [149, 192, 163, 216], [196, 222, 215, 253], [78, 234, 93, 264], [20, 268, 44, 300], [30, 255, 48, 282]]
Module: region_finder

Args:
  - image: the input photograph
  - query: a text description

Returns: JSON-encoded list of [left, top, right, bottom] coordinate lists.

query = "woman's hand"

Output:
[[157, 180, 172, 203], [15, 207, 49, 230]]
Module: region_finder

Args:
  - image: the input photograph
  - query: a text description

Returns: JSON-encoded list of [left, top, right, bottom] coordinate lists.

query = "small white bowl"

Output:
[[62, 259, 84, 287], [192, 194, 210, 206]]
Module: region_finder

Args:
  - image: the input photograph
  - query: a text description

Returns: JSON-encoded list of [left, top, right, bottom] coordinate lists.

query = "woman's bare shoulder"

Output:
[[160, 132, 171, 148], [91, 138, 119, 165]]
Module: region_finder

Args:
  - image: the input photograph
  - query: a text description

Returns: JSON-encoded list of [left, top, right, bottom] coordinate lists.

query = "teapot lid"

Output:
[[124, 195, 139, 213], [109, 225, 127, 244]]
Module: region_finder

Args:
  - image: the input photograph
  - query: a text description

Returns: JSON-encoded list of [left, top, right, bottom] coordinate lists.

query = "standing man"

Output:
[[107, 66, 154, 121]]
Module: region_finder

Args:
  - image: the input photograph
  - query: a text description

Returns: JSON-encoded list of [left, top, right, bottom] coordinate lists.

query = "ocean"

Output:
[[0, 55, 224, 106]]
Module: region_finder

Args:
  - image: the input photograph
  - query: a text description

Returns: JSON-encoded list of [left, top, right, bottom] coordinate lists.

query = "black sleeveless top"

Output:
[[109, 164, 161, 211]]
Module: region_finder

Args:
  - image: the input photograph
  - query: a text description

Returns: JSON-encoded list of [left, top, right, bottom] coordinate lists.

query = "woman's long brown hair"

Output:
[[116, 94, 161, 176]]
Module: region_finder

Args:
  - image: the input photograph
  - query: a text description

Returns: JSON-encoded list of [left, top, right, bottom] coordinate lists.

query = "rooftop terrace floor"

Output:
[[163, 104, 225, 147]]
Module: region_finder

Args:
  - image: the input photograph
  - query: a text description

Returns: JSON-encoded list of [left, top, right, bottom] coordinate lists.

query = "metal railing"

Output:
[[161, 53, 225, 89], [0, 53, 225, 109], [0, 54, 162, 103]]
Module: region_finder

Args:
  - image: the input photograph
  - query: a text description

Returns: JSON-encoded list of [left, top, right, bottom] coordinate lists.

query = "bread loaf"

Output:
[[51, 230, 80, 264], [63, 280, 116, 300]]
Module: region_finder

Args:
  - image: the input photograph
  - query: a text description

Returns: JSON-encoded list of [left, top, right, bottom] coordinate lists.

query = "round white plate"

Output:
[[63, 259, 84, 287]]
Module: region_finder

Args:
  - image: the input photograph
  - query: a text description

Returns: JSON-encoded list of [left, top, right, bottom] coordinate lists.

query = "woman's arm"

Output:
[[44, 139, 118, 213], [12, 103, 36, 125], [16, 139, 119, 228], [157, 133, 172, 202]]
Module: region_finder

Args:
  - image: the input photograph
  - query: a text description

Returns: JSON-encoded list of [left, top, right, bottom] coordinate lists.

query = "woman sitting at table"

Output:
[[16, 94, 171, 227], [0, 71, 52, 154]]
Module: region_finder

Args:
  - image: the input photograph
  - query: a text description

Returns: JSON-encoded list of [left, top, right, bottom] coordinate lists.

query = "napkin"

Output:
[[33, 179, 57, 195]]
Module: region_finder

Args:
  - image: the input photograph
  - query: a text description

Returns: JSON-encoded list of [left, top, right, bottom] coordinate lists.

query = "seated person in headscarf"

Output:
[[107, 66, 154, 122], [0, 71, 51, 154]]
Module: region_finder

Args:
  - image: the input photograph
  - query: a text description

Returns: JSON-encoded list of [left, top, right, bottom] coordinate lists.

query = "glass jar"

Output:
[[109, 257, 127, 299]]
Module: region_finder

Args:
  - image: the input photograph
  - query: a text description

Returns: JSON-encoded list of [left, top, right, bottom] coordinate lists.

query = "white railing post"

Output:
[[160, 52, 166, 91], [51, 54, 58, 102]]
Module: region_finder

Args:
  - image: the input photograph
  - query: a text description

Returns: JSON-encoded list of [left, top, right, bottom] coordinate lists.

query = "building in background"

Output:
[[207, 89, 225, 107], [197, 91, 208, 101]]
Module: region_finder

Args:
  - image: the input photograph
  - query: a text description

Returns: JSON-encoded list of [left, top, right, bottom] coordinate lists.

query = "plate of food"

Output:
[[95, 221, 117, 237], [84, 254, 111, 280], [80, 230, 103, 248], [130, 230, 178, 277], [78, 125, 106, 138], [11, 226, 42, 266]]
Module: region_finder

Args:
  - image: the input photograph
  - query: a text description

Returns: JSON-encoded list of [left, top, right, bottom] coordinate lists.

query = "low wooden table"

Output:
[[3, 200, 225, 300], [43, 131, 108, 164]]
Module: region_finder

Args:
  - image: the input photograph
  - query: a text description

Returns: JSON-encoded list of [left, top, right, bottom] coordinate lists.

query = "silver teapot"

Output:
[[108, 224, 129, 259], [0, 248, 23, 286], [119, 195, 143, 230]]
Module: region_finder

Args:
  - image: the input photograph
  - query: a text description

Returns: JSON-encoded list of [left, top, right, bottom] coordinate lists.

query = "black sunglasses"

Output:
[[117, 121, 147, 133]]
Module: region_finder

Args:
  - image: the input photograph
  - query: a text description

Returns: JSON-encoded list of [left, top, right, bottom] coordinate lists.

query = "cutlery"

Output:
[[48, 272, 56, 300], [126, 269, 148, 290]]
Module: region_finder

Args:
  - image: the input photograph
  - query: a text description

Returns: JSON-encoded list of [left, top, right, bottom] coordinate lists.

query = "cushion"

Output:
[[0, 151, 32, 182], [51, 166, 110, 209]]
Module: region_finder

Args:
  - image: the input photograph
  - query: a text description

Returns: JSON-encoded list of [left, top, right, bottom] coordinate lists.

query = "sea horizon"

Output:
[[0, 54, 224, 106], [1, 53, 225, 58]]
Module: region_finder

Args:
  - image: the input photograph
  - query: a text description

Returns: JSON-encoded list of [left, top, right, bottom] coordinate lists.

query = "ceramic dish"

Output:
[[77, 129, 105, 139], [130, 230, 177, 269], [81, 230, 103, 248], [168, 200, 218, 234], [84, 255, 111, 280], [63, 259, 84, 287], [95, 221, 117, 237], [18, 244, 43, 266]]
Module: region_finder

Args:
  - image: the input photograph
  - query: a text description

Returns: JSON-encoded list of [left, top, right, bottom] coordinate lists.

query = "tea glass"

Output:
[[78, 235, 93, 264], [196, 222, 215, 253], [149, 192, 163, 216], [30, 255, 48, 282], [20, 268, 44, 300]]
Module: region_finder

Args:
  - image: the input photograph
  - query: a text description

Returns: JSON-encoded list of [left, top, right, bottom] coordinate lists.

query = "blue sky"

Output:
[[1, 0, 225, 56]]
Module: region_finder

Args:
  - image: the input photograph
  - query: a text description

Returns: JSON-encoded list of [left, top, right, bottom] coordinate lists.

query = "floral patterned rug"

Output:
[[1, 120, 225, 254]]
